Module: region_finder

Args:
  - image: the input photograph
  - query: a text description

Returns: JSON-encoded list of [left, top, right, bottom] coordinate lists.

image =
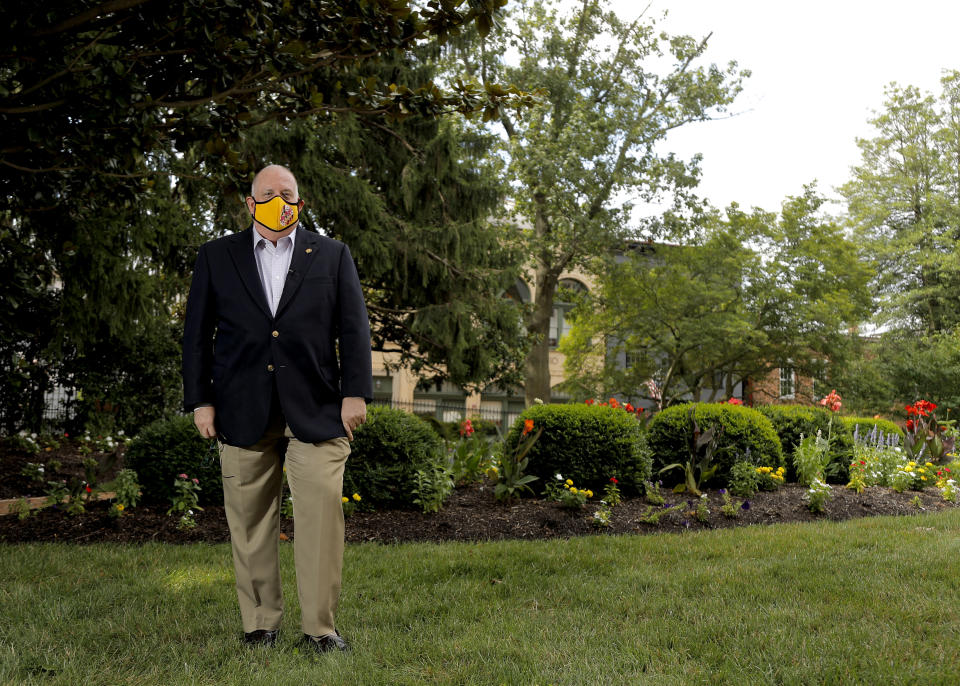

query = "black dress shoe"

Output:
[[302, 630, 349, 654], [243, 629, 279, 647]]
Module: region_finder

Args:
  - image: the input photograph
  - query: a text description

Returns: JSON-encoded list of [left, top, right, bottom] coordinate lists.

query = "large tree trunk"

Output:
[[525, 260, 558, 406]]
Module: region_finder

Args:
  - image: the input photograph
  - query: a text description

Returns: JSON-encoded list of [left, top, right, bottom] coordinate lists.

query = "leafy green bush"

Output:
[[842, 416, 904, 442], [756, 405, 854, 483], [124, 415, 222, 506], [346, 406, 444, 509], [647, 403, 783, 486], [502, 404, 651, 495]]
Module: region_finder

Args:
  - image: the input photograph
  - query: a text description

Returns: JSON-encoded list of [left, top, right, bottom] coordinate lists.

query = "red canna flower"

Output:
[[522, 419, 535, 436], [638, 407, 645, 413], [608, 398, 619, 409], [625, 403, 634, 413], [610, 477, 618, 484], [727, 398, 743, 405], [85, 485, 92, 493], [906, 419, 915, 432], [585, 398, 595, 405]]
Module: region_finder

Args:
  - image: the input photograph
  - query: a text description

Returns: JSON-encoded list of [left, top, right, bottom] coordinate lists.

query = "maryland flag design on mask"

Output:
[[252, 195, 303, 232]]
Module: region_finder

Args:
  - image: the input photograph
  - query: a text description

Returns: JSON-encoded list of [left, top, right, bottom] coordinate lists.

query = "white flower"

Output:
[[187, 509, 194, 515], [554, 474, 563, 481]]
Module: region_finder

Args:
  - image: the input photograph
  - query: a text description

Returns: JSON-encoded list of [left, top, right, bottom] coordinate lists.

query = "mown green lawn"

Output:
[[2, 510, 960, 685]]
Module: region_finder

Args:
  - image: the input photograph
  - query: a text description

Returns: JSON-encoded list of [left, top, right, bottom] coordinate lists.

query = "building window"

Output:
[[779, 366, 795, 399], [549, 279, 588, 348]]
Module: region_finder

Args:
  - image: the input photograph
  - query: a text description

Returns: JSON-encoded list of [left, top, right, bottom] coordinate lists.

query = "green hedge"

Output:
[[755, 405, 854, 483], [125, 415, 222, 506], [503, 404, 651, 495], [842, 416, 904, 443], [647, 403, 783, 486], [346, 406, 443, 509]]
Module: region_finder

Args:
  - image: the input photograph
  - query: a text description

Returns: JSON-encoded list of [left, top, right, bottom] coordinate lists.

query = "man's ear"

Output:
[[245, 196, 256, 215]]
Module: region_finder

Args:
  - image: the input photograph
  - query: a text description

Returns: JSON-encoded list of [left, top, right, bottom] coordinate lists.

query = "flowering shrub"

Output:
[[495, 419, 541, 500], [893, 461, 935, 491], [447, 422, 494, 485], [792, 431, 831, 487], [76, 430, 128, 455], [545, 475, 594, 509], [845, 424, 903, 491], [341, 492, 362, 517], [756, 403, 854, 483], [111, 468, 141, 511], [903, 399, 954, 464], [755, 465, 786, 491], [167, 473, 202, 530], [805, 478, 832, 513], [727, 460, 761, 497]]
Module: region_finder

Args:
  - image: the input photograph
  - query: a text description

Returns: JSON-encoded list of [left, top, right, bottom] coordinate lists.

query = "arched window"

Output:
[[550, 279, 588, 347]]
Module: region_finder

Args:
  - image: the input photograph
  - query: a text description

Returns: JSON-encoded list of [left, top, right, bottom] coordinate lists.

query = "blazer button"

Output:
[[272, 330, 279, 338], [267, 364, 275, 372]]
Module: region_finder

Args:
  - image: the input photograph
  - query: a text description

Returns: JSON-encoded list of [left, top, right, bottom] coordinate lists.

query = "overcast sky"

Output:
[[593, 0, 960, 215]]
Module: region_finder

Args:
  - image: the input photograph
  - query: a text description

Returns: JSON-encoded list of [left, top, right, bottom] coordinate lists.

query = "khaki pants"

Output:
[[220, 411, 350, 637]]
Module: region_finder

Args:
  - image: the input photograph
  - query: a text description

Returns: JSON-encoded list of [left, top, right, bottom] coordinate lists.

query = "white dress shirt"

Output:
[[252, 226, 297, 317]]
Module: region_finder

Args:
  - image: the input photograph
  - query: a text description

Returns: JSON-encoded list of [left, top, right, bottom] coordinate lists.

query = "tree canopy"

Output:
[[560, 189, 873, 407], [0, 0, 535, 431], [462, 0, 748, 403]]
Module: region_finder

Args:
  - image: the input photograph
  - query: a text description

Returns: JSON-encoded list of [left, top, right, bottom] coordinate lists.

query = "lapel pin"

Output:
[[306, 248, 313, 254]]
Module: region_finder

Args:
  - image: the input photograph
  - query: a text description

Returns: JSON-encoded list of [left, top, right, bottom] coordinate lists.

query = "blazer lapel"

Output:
[[226, 226, 272, 320], [275, 229, 320, 318]]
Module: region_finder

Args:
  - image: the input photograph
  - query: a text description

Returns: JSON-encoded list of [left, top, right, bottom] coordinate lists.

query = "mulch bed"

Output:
[[2, 443, 957, 544]]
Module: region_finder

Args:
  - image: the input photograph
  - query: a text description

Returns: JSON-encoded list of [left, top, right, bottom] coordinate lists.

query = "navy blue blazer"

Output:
[[182, 226, 373, 446]]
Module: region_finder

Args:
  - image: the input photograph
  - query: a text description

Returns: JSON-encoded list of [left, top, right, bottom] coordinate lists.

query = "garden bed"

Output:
[[3, 439, 957, 544]]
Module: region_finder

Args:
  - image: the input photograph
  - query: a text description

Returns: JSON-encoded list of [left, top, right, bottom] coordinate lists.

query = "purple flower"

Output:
[[741, 501, 751, 511], [718, 488, 727, 495]]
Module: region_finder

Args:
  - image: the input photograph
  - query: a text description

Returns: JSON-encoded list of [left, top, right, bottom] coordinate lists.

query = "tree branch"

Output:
[[31, 0, 154, 37]]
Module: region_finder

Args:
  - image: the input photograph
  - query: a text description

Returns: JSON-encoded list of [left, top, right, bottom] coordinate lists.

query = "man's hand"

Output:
[[194, 406, 217, 439], [341, 397, 367, 441]]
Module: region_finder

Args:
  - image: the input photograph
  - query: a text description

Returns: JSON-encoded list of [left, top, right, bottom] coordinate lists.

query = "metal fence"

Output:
[[369, 399, 521, 428]]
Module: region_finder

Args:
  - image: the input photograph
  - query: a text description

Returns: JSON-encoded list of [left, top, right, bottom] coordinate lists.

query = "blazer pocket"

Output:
[[318, 365, 342, 395]]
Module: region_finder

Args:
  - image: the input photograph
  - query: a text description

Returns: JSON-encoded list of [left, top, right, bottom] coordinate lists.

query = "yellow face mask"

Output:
[[251, 195, 303, 232]]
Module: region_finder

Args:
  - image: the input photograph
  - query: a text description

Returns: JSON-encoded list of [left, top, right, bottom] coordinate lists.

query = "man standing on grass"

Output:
[[182, 164, 372, 655]]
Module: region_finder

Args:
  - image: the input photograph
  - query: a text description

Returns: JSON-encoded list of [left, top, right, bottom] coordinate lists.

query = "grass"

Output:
[[3, 511, 960, 685]]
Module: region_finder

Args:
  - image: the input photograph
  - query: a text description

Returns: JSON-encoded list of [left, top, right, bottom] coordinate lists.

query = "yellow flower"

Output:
[[908, 461, 916, 467], [352, 493, 361, 502], [921, 476, 927, 481], [585, 490, 594, 498], [341, 496, 349, 503], [565, 479, 574, 486], [570, 487, 578, 494], [564, 483, 570, 489], [926, 462, 934, 467], [115, 503, 124, 511], [919, 468, 926, 474]]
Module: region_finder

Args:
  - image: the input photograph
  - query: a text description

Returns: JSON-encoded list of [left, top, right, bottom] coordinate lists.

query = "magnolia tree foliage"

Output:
[[463, 0, 748, 404], [559, 188, 873, 407], [0, 0, 535, 431]]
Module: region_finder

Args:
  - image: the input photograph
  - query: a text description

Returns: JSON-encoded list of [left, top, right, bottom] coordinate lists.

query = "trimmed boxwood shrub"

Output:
[[346, 406, 443, 509], [125, 415, 223, 506], [755, 405, 854, 483], [841, 416, 904, 442], [503, 404, 652, 495], [647, 403, 783, 486]]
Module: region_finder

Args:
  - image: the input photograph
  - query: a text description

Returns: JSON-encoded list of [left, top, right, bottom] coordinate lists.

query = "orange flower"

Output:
[[522, 419, 534, 436], [608, 398, 619, 409]]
